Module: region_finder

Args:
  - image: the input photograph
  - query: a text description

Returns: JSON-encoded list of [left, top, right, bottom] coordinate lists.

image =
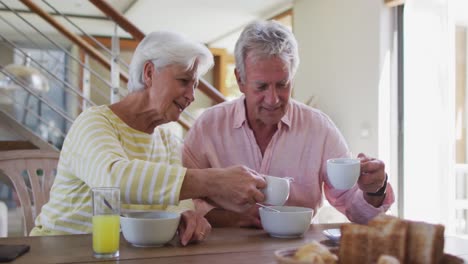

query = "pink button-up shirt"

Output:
[[183, 96, 394, 224]]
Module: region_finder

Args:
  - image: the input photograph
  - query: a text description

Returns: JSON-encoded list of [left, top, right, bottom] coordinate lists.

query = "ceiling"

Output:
[[0, 0, 293, 52]]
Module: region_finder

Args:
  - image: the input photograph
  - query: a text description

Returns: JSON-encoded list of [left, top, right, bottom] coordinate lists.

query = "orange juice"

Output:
[[92, 215, 120, 254]]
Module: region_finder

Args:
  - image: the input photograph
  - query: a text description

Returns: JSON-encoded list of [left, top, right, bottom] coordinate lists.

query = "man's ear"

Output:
[[142, 61, 154, 88], [234, 68, 245, 93]]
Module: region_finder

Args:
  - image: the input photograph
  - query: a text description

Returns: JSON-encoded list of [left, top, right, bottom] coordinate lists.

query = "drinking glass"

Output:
[[92, 187, 120, 258]]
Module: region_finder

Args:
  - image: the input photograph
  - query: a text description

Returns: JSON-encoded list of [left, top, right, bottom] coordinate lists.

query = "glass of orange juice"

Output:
[[92, 187, 120, 258]]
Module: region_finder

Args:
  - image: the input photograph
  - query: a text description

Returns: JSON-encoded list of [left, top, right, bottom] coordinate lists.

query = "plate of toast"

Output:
[[275, 214, 465, 264]]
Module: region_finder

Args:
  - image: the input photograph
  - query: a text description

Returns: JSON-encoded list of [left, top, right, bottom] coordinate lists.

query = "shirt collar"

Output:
[[233, 95, 292, 130]]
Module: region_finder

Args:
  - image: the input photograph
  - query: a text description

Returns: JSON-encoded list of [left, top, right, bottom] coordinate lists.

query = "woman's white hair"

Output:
[[127, 31, 214, 92], [234, 20, 299, 84]]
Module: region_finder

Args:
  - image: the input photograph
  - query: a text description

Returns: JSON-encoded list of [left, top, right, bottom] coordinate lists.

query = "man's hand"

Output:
[[205, 205, 262, 228], [357, 153, 386, 193], [237, 204, 262, 228], [178, 210, 211, 246], [357, 153, 387, 207]]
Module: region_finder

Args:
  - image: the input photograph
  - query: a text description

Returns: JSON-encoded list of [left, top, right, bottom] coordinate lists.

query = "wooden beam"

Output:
[[82, 36, 139, 50], [0, 141, 38, 151], [210, 48, 228, 95], [19, 0, 129, 83], [87, 0, 227, 106], [384, 0, 404, 7], [88, 0, 145, 41], [270, 9, 293, 21], [199, 79, 227, 104]]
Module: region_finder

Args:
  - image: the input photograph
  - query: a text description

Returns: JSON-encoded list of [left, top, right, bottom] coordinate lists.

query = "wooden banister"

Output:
[[19, 0, 129, 83], [20, 0, 226, 131], [178, 116, 190, 131], [199, 79, 227, 104], [89, 0, 145, 41], [87, 0, 227, 105]]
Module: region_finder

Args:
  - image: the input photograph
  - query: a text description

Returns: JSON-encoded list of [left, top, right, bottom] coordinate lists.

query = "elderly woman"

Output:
[[31, 31, 266, 245]]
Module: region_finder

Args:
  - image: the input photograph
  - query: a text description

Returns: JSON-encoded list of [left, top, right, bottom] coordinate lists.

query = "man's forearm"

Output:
[[205, 208, 241, 227]]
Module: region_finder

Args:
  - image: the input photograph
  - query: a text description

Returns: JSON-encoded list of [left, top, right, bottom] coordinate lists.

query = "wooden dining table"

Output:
[[1, 223, 468, 263]]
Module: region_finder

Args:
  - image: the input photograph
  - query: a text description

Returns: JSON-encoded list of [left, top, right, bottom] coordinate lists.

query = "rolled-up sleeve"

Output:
[[320, 115, 394, 224]]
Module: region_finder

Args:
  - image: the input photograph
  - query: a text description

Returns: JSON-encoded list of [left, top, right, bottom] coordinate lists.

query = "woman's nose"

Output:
[[185, 85, 195, 103]]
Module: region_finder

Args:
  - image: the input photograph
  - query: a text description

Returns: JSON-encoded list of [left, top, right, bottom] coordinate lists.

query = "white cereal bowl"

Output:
[[259, 206, 313, 238], [120, 211, 180, 247]]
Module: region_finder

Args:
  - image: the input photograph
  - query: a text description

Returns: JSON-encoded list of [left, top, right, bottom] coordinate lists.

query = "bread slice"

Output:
[[405, 220, 445, 264], [339, 214, 448, 264], [368, 214, 408, 263], [339, 224, 371, 264], [377, 255, 401, 264], [294, 241, 338, 264]]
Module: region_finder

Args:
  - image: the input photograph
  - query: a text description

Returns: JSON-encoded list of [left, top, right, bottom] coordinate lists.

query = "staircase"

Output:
[[0, 0, 226, 151]]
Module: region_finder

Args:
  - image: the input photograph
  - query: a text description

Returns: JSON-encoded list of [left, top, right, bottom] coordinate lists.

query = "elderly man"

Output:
[[183, 20, 394, 227]]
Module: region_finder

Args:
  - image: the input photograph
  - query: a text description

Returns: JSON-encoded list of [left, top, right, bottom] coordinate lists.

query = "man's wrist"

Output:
[[366, 174, 388, 197]]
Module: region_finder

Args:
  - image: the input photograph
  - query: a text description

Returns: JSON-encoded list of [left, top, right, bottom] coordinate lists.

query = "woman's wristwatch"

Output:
[[366, 174, 388, 196]]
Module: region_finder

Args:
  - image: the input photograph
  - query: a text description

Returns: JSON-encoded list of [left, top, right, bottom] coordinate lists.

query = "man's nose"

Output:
[[265, 87, 279, 104]]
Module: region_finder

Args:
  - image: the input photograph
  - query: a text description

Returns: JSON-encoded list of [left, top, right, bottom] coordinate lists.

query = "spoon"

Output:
[[104, 198, 127, 217], [103, 198, 114, 210], [256, 203, 280, 212]]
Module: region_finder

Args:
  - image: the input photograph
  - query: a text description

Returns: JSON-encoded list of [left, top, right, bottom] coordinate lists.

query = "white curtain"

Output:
[[404, 0, 455, 229]]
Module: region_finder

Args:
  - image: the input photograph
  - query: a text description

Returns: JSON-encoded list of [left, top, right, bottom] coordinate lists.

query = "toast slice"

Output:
[[377, 255, 401, 264], [339, 223, 372, 264], [368, 214, 408, 263], [405, 220, 445, 264]]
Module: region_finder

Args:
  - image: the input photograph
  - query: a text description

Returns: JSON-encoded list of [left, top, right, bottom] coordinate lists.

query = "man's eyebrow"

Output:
[[252, 80, 267, 85]]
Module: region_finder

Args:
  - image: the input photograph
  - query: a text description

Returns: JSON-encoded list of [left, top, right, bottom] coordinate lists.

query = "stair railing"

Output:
[[88, 0, 228, 105], [1, 0, 230, 149], [0, 0, 123, 103]]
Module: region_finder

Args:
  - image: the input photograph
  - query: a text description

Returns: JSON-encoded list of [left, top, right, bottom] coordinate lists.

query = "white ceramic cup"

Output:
[[262, 175, 290, 206], [326, 158, 361, 190]]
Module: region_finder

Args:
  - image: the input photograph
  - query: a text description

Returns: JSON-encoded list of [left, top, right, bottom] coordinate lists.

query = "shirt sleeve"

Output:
[[320, 115, 394, 224], [182, 117, 209, 169], [64, 110, 186, 206], [165, 199, 195, 213]]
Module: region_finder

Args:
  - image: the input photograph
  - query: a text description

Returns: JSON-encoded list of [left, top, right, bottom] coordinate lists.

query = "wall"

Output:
[[293, 0, 394, 157]]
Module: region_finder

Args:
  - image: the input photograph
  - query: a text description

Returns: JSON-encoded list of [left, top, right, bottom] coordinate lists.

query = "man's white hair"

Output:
[[127, 31, 214, 92], [234, 20, 299, 84]]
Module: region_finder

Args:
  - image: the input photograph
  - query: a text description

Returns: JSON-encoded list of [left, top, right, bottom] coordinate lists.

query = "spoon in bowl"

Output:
[[256, 203, 280, 212]]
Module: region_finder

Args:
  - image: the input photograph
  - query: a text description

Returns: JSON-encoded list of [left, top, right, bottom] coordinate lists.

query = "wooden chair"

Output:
[[0, 150, 59, 236]]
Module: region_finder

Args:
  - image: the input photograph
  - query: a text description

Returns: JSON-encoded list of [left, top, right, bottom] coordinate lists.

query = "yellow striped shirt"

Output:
[[31, 105, 192, 235]]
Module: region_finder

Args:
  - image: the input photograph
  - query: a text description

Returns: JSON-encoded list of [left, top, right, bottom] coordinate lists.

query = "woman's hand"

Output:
[[205, 165, 266, 213], [182, 166, 266, 213], [178, 210, 211, 246]]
